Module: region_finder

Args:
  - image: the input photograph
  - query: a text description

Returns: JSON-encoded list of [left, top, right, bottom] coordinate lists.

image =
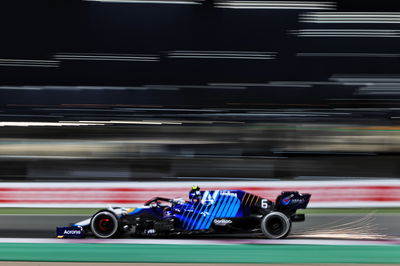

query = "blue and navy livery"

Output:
[[57, 189, 311, 239], [174, 190, 243, 230]]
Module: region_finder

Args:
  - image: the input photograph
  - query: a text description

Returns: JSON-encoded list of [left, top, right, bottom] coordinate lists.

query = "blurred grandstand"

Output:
[[1, 0, 400, 181]]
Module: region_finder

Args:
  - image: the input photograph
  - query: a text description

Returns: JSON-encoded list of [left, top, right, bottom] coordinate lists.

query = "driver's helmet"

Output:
[[189, 185, 201, 203]]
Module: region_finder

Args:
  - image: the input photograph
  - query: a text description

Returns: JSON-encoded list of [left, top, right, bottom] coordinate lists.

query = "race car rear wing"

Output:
[[275, 191, 311, 211]]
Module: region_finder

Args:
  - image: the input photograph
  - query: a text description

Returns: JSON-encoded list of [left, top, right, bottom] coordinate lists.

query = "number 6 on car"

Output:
[[261, 199, 269, 208]]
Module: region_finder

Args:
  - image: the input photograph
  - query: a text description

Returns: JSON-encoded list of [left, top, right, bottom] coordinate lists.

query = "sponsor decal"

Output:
[[281, 196, 291, 205], [63, 230, 81, 235], [57, 226, 84, 238], [201, 191, 219, 205], [213, 219, 233, 226], [146, 229, 156, 234], [291, 198, 305, 204], [220, 191, 237, 197], [281, 194, 304, 206]]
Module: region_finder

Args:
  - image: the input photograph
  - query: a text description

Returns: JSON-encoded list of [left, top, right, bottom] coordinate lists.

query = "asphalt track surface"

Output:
[[0, 213, 398, 239]]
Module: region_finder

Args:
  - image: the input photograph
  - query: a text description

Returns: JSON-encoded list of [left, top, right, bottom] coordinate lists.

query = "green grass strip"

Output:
[[0, 243, 399, 263]]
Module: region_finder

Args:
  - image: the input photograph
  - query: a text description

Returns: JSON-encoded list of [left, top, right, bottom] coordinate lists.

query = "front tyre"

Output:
[[261, 212, 291, 239], [90, 210, 121, 238]]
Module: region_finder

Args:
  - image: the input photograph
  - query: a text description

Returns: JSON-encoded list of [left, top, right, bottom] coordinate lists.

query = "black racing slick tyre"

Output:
[[90, 210, 121, 238], [261, 212, 291, 239]]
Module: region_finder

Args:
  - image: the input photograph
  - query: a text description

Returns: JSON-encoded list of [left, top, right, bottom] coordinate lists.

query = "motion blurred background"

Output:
[[1, 3, 400, 264], [1, 0, 400, 183]]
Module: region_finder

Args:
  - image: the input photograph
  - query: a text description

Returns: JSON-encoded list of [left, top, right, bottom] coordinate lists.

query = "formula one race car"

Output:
[[57, 187, 311, 239]]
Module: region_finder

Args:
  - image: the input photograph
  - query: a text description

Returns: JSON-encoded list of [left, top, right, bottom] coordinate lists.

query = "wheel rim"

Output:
[[266, 216, 284, 236], [91, 212, 118, 238], [261, 212, 290, 239]]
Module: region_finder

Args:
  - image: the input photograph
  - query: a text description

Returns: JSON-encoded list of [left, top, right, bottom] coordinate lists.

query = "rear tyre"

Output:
[[261, 212, 291, 239], [90, 210, 121, 238]]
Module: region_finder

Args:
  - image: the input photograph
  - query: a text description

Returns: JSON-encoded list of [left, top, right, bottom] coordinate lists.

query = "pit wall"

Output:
[[0, 179, 399, 208]]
